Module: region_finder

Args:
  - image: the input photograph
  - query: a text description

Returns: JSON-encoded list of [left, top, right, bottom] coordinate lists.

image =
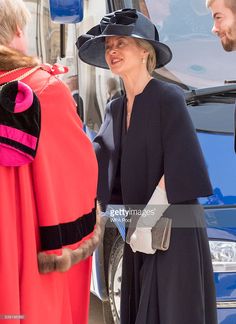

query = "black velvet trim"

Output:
[[0, 136, 35, 156], [0, 81, 17, 113], [0, 94, 40, 137], [39, 204, 97, 251]]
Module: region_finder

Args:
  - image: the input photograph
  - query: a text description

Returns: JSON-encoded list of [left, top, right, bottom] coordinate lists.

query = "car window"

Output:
[[143, 0, 236, 88]]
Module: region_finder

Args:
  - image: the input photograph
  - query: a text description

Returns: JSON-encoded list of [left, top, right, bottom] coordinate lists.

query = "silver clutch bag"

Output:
[[151, 217, 172, 251]]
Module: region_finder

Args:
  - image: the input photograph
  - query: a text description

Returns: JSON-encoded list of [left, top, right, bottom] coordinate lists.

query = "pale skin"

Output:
[[8, 25, 28, 53], [209, 0, 236, 51], [105, 36, 151, 127], [105, 35, 165, 189]]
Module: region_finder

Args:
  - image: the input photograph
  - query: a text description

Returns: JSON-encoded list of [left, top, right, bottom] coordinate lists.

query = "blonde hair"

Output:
[[206, 0, 236, 11], [135, 38, 157, 74], [0, 0, 30, 45]]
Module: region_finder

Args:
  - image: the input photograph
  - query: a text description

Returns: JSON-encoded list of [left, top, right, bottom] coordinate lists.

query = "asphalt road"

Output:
[[89, 293, 104, 324]]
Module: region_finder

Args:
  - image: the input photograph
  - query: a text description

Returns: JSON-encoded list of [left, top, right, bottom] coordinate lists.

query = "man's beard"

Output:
[[221, 37, 236, 51], [221, 21, 236, 52]]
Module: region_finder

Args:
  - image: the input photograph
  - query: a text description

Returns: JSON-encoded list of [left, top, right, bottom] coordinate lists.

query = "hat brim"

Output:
[[77, 34, 172, 69]]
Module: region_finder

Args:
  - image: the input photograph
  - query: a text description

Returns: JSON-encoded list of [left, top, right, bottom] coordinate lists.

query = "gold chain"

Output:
[[0, 67, 28, 79], [0, 65, 40, 83]]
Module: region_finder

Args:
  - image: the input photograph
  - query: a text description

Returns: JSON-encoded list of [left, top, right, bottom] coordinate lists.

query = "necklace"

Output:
[[125, 76, 152, 129], [0, 67, 27, 79], [0, 66, 40, 89]]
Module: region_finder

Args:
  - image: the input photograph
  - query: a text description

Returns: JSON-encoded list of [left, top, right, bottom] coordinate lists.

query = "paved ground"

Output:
[[89, 293, 104, 324]]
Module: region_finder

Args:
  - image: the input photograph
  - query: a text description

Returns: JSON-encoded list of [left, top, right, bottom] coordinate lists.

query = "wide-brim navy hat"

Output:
[[76, 8, 172, 69]]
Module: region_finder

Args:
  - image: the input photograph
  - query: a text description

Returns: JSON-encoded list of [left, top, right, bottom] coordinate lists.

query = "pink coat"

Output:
[[0, 47, 99, 324]]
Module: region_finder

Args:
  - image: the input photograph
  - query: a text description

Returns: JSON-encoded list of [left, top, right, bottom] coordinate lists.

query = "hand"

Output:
[[129, 227, 156, 254], [127, 182, 169, 254]]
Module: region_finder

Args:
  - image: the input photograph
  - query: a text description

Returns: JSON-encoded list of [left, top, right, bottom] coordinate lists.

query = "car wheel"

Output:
[[102, 300, 115, 324], [108, 235, 124, 324]]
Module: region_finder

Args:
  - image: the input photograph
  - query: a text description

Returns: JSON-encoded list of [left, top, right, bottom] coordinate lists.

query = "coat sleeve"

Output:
[[93, 102, 113, 211], [161, 85, 212, 204], [93, 98, 124, 211]]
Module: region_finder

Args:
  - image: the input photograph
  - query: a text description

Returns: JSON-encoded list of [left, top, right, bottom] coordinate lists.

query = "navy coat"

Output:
[[93, 78, 212, 209], [93, 78, 217, 324]]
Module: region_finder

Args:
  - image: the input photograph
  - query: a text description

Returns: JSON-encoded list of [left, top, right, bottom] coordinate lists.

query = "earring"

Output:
[[142, 58, 146, 64]]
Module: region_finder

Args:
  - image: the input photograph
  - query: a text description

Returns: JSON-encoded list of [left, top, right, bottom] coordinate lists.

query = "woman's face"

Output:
[[105, 36, 147, 76]]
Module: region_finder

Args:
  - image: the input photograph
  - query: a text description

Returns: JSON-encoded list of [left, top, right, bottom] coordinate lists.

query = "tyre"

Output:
[[108, 235, 124, 324], [103, 300, 115, 324]]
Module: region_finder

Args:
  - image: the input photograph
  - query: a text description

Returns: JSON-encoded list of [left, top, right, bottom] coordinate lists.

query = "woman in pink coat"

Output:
[[0, 0, 100, 323]]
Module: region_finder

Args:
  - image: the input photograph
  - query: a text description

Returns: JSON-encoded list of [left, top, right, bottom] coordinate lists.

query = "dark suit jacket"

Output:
[[93, 79, 212, 210]]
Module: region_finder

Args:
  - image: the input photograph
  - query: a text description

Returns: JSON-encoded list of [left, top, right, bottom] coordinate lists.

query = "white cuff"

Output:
[[137, 185, 169, 227]]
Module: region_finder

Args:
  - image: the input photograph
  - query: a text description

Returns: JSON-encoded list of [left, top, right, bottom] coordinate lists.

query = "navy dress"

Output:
[[93, 79, 217, 324]]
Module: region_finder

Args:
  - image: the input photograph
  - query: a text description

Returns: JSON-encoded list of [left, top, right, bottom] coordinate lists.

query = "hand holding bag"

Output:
[[127, 184, 172, 253]]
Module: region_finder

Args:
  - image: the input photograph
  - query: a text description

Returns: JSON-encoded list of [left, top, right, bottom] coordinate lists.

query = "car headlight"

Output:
[[209, 240, 236, 272]]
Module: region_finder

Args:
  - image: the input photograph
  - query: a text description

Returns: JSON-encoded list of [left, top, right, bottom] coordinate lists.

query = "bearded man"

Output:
[[207, 0, 236, 51]]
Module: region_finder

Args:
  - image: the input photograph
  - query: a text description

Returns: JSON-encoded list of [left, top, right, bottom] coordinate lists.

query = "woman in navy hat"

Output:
[[78, 8, 217, 324]]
